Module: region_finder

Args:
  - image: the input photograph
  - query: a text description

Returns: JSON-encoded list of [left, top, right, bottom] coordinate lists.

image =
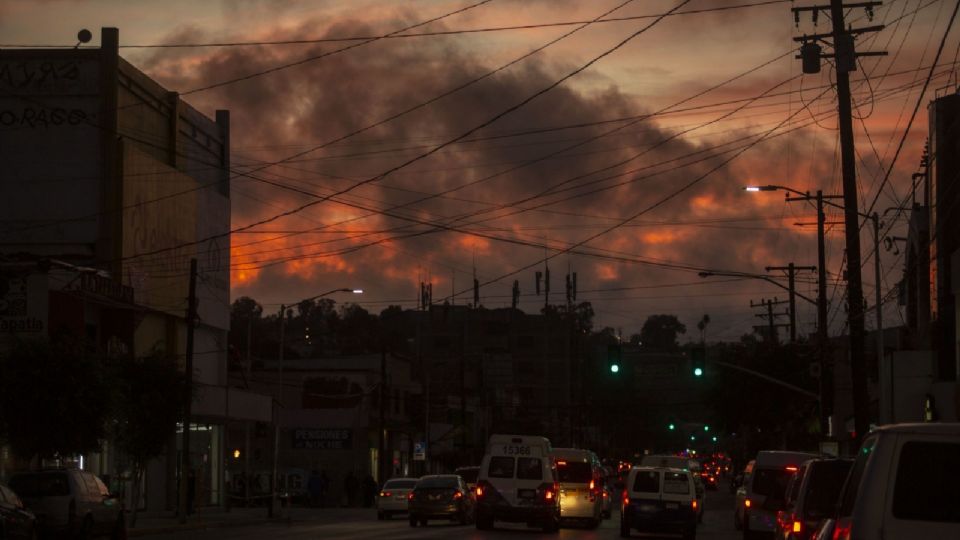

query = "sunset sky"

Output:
[[3, 0, 953, 341]]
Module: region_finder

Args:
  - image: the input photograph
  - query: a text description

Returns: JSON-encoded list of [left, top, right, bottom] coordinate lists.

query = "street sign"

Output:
[[414, 441, 426, 461]]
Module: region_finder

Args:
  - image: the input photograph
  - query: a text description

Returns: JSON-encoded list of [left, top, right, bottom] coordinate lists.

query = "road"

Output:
[[148, 487, 740, 539]]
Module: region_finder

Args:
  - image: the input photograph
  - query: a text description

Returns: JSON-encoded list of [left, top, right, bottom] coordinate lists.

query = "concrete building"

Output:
[[0, 28, 270, 513]]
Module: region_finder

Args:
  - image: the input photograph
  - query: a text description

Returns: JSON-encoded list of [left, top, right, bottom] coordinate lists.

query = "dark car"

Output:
[[0, 483, 37, 540], [774, 458, 853, 540], [408, 475, 475, 527], [454, 466, 479, 491]]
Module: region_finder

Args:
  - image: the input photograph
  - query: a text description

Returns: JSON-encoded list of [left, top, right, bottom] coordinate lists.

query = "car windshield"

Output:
[[9, 473, 69, 497], [558, 462, 592, 483], [803, 461, 853, 519], [752, 468, 793, 498], [417, 477, 458, 489], [384, 479, 418, 489]]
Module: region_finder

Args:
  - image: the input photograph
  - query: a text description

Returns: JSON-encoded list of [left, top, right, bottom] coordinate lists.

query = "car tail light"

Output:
[[453, 490, 463, 500], [589, 479, 595, 490], [380, 491, 391, 497], [745, 499, 751, 508], [407, 492, 415, 501], [622, 490, 629, 505], [833, 519, 852, 540], [785, 465, 798, 472], [692, 499, 698, 511], [792, 520, 802, 533], [476, 486, 484, 498]]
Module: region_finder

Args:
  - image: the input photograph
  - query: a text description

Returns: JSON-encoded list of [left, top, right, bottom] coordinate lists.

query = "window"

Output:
[[892, 441, 960, 522], [417, 476, 458, 489], [663, 472, 690, 494], [488, 457, 515, 479], [838, 436, 876, 517], [557, 462, 592, 483], [786, 464, 807, 505], [751, 468, 793, 498], [385, 479, 418, 490], [93, 476, 111, 497], [633, 471, 660, 493], [517, 458, 542, 480], [803, 461, 852, 520]]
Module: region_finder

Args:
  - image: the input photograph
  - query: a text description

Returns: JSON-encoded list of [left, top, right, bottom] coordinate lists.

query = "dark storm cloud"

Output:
[[135, 8, 819, 334]]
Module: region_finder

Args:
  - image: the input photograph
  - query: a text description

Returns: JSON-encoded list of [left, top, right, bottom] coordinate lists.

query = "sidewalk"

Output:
[[127, 506, 377, 537]]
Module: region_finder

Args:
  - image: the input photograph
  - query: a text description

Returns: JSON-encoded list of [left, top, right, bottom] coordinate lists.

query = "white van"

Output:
[[830, 423, 960, 540], [475, 434, 560, 533], [639, 455, 704, 522], [551, 448, 603, 528], [620, 466, 698, 540], [741, 450, 817, 538]]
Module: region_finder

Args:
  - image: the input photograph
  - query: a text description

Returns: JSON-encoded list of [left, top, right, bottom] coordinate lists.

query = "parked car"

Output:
[[475, 434, 560, 533], [0, 482, 37, 540], [774, 458, 853, 540], [407, 475, 474, 527], [831, 423, 960, 539], [620, 466, 698, 540], [9, 469, 124, 539], [740, 451, 817, 539], [552, 448, 603, 528], [376, 478, 418, 520]]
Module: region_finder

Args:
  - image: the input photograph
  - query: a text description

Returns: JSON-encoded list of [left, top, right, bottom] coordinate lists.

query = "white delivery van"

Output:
[[639, 455, 704, 522], [620, 466, 698, 540], [475, 434, 560, 533], [551, 448, 603, 528]]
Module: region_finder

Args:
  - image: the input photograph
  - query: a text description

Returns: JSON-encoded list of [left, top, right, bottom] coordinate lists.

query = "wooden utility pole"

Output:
[[766, 263, 816, 342], [793, 0, 886, 445], [379, 347, 387, 484], [178, 258, 198, 524], [751, 297, 790, 344]]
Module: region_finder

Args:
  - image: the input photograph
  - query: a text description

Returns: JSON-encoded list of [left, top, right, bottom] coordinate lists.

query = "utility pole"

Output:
[[270, 304, 288, 518], [178, 258, 198, 524], [379, 346, 387, 484], [766, 263, 816, 342], [793, 1, 886, 444], [750, 297, 790, 344]]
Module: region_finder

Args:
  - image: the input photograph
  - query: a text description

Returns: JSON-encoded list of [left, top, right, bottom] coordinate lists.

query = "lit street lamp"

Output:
[[271, 287, 362, 517]]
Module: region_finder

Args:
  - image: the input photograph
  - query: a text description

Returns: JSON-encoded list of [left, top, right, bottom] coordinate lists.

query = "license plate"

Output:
[[395, 496, 405, 500], [666, 502, 679, 510], [639, 504, 658, 512], [518, 489, 536, 499]]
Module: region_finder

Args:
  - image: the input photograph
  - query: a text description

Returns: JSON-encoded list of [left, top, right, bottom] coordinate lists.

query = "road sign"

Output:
[[414, 441, 426, 461]]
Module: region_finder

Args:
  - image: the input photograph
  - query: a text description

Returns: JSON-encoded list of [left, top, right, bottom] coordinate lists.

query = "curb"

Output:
[[128, 516, 289, 537]]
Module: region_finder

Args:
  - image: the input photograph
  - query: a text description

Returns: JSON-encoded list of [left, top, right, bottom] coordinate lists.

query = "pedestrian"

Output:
[[307, 470, 322, 507]]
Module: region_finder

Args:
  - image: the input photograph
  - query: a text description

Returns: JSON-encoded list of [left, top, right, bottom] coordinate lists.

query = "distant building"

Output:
[[0, 28, 271, 513]]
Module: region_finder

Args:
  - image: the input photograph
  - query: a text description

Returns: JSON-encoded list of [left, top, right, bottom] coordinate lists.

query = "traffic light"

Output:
[[711, 436, 718, 443], [703, 425, 710, 432], [608, 344, 622, 374], [668, 423, 676, 431], [691, 347, 705, 377]]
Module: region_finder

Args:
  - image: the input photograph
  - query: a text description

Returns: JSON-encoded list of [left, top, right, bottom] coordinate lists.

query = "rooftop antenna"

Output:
[[75, 29, 92, 49]]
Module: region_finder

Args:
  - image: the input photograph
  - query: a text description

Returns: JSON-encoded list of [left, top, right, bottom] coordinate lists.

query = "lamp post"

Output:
[[270, 287, 362, 518]]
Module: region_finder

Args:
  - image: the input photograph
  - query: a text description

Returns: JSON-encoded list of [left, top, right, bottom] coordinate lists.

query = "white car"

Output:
[[640, 455, 704, 522], [475, 434, 560, 533], [620, 466, 698, 540], [376, 478, 418, 520], [9, 468, 124, 539], [832, 423, 960, 540]]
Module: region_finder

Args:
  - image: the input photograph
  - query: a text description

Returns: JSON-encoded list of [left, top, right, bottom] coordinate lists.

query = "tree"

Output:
[[110, 350, 187, 527], [0, 338, 113, 461], [639, 314, 687, 351]]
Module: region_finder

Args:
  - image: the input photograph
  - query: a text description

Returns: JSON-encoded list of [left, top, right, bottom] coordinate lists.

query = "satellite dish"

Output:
[[77, 29, 92, 44]]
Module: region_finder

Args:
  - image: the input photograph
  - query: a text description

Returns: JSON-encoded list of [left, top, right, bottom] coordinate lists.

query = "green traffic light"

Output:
[[668, 423, 676, 431], [694, 367, 703, 377], [689, 435, 696, 441], [610, 364, 620, 373], [703, 425, 709, 432], [711, 436, 718, 442]]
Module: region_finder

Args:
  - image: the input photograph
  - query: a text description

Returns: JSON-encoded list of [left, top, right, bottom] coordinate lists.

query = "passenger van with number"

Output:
[[475, 434, 560, 533], [551, 448, 603, 528]]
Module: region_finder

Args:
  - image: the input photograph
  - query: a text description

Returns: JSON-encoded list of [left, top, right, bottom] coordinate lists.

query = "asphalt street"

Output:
[[147, 487, 741, 539]]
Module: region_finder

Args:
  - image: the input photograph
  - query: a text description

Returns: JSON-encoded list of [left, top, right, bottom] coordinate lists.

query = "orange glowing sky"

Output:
[[3, 0, 951, 340]]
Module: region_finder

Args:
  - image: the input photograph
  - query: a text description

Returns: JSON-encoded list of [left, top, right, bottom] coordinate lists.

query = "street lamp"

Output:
[[271, 287, 362, 517]]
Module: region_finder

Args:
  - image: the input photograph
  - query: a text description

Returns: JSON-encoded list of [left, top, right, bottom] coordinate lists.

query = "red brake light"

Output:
[[407, 492, 414, 501], [589, 479, 595, 490], [692, 499, 698, 510], [557, 460, 567, 466], [453, 490, 463, 500], [622, 490, 629, 505], [476, 486, 483, 498], [792, 521, 802, 533], [785, 465, 798, 472], [745, 499, 751, 508]]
